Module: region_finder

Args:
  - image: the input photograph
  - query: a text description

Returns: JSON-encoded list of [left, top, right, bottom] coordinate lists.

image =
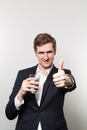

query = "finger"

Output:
[[53, 75, 66, 82], [28, 84, 39, 89], [58, 59, 64, 72], [54, 82, 66, 87]]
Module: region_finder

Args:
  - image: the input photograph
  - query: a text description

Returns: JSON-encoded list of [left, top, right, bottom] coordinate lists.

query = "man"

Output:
[[5, 33, 76, 130]]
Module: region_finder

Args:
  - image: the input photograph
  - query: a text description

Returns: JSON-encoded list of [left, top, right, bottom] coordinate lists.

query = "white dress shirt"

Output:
[[35, 66, 53, 130]]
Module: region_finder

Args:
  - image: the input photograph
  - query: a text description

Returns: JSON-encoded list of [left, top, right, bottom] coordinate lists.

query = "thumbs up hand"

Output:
[[53, 59, 66, 87]]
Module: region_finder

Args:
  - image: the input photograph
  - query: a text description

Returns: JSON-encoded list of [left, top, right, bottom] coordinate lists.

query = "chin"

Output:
[[43, 64, 52, 69]]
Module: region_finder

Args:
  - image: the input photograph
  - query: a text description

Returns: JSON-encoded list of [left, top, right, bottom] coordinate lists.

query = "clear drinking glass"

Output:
[[29, 74, 40, 93]]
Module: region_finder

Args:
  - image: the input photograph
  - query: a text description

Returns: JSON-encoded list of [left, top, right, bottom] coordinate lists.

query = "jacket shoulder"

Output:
[[18, 65, 37, 73]]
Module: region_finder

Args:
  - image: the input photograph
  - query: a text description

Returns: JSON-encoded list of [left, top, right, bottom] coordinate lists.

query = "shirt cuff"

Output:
[[14, 96, 24, 110]]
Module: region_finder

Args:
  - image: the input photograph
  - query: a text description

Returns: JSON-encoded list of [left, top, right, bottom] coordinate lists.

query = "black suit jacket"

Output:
[[5, 65, 76, 130]]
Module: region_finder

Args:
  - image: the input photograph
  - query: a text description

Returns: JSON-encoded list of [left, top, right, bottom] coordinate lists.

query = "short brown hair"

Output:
[[33, 33, 56, 53]]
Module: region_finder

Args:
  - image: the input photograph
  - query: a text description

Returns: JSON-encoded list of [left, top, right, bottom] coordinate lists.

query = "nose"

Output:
[[44, 53, 48, 60]]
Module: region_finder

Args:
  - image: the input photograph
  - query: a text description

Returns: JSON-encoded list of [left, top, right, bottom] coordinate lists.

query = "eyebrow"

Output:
[[37, 50, 54, 54]]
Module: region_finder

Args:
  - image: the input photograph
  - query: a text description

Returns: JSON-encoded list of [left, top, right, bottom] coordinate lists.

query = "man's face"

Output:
[[35, 42, 56, 69]]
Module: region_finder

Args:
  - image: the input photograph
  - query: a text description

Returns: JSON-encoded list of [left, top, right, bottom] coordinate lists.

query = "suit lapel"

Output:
[[40, 65, 57, 106]]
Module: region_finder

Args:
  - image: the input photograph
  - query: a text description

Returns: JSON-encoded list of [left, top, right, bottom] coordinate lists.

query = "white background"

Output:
[[0, 0, 87, 130]]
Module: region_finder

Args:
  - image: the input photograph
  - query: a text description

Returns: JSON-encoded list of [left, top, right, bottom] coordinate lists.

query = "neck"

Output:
[[38, 64, 52, 75]]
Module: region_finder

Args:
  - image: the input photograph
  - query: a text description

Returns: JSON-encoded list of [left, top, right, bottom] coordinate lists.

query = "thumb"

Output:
[[58, 59, 64, 72]]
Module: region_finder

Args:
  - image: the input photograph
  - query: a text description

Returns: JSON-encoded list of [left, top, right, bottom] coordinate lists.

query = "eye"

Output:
[[47, 51, 53, 54], [38, 52, 44, 54]]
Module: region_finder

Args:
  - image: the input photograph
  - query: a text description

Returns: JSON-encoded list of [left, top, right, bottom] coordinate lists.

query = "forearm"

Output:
[[5, 93, 24, 120], [5, 98, 18, 120]]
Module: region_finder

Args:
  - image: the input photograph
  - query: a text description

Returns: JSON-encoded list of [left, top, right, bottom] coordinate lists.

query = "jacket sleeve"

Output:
[[5, 71, 23, 120], [61, 69, 77, 94]]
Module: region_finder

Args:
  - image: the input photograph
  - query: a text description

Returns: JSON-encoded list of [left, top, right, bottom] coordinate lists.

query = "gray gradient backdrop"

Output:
[[0, 0, 87, 130]]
